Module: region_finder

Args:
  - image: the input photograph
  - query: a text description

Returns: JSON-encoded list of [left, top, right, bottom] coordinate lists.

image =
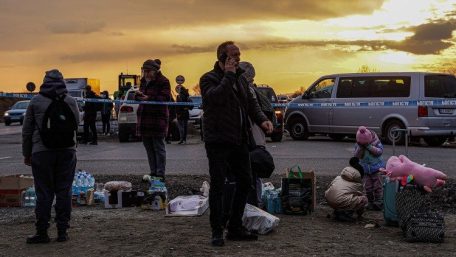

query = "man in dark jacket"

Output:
[[22, 69, 80, 243], [82, 85, 100, 145], [175, 85, 192, 144], [136, 59, 171, 180], [200, 41, 273, 246]]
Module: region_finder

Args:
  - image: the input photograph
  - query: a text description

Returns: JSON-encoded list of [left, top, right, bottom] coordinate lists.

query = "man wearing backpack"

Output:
[[22, 69, 80, 244]]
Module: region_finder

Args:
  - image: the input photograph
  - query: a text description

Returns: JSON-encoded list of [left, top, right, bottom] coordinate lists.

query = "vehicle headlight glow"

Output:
[[4, 112, 9, 117]]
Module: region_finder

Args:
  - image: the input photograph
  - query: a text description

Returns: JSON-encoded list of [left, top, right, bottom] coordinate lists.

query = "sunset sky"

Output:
[[1, 0, 456, 95]]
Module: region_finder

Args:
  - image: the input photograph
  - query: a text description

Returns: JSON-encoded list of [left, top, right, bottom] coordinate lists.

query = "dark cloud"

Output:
[[47, 20, 106, 34]]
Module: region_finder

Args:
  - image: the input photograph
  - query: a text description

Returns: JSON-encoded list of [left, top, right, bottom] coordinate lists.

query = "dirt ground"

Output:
[[0, 175, 455, 257]]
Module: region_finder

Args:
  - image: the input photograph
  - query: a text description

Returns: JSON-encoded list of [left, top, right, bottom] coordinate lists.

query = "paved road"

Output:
[[1, 124, 455, 177]]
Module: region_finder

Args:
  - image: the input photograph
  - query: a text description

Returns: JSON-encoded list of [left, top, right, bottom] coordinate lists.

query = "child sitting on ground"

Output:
[[325, 157, 367, 222], [354, 126, 385, 211]]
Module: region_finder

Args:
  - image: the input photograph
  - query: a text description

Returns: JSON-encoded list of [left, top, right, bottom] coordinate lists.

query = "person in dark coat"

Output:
[[82, 85, 101, 145], [200, 41, 273, 246], [136, 59, 171, 180], [166, 94, 177, 144], [175, 85, 192, 144], [100, 90, 113, 135], [22, 69, 80, 243]]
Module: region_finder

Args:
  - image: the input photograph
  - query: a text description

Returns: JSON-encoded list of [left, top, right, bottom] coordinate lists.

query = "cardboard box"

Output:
[[0, 189, 23, 207], [104, 190, 137, 208], [282, 169, 317, 211], [0, 175, 34, 190]]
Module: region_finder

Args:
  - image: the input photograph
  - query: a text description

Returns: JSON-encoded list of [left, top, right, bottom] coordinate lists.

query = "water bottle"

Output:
[[22, 187, 36, 207], [266, 192, 275, 214]]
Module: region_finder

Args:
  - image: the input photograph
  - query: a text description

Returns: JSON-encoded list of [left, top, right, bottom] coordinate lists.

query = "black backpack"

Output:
[[39, 93, 78, 149]]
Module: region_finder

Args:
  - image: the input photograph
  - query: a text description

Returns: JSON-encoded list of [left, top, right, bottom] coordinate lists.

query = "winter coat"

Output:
[[83, 90, 101, 123], [22, 81, 80, 157], [325, 167, 366, 210], [353, 130, 385, 174], [136, 72, 171, 138], [176, 88, 192, 121], [199, 62, 268, 146], [101, 98, 113, 115]]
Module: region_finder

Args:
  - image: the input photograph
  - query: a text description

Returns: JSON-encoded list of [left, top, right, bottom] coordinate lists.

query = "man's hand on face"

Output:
[[224, 57, 237, 73], [24, 156, 31, 166], [261, 120, 274, 134]]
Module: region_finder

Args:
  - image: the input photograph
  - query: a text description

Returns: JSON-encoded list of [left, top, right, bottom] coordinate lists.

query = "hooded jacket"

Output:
[[324, 167, 366, 210], [353, 129, 385, 174], [22, 77, 80, 157], [199, 62, 267, 145]]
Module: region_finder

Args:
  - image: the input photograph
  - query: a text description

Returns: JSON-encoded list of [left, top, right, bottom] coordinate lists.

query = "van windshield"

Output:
[[425, 75, 456, 98]]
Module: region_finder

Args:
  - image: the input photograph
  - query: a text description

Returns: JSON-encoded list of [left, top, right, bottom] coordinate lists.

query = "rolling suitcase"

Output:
[[383, 178, 399, 226]]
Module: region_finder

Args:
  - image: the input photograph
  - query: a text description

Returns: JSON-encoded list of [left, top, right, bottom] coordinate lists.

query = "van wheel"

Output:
[[383, 120, 406, 145], [289, 117, 309, 140], [329, 134, 345, 141], [423, 136, 447, 147], [4, 121, 11, 126]]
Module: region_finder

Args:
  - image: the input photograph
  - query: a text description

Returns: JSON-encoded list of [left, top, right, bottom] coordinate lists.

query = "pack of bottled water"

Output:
[[21, 186, 36, 207], [72, 170, 95, 196]]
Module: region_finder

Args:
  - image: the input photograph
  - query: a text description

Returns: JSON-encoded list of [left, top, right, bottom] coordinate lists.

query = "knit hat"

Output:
[[238, 61, 255, 83], [349, 157, 364, 178], [43, 69, 64, 83], [142, 59, 161, 71]]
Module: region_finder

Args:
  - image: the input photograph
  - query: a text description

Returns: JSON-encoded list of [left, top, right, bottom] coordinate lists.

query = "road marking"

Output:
[[0, 157, 11, 160]]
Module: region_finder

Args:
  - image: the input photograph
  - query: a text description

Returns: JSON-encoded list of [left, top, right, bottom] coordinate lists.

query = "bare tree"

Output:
[[357, 65, 378, 73], [192, 84, 201, 95], [291, 86, 306, 98]]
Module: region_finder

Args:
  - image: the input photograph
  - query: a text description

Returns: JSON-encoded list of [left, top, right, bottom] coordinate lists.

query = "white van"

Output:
[[117, 88, 139, 142], [285, 72, 456, 146]]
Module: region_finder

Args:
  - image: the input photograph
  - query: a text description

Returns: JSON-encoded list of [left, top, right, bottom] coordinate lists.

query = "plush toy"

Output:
[[381, 155, 447, 192], [356, 126, 372, 145]]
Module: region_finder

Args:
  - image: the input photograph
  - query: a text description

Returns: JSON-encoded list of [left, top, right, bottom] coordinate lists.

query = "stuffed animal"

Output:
[[356, 126, 372, 145], [381, 155, 447, 192]]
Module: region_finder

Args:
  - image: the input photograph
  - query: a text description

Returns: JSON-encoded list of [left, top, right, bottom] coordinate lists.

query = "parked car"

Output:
[[3, 100, 29, 126], [189, 95, 203, 127], [277, 95, 291, 103], [255, 84, 285, 142], [284, 72, 456, 146]]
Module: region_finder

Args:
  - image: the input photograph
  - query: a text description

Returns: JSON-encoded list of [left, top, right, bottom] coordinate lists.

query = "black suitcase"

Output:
[[404, 211, 445, 243], [395, 185, 427, 231]]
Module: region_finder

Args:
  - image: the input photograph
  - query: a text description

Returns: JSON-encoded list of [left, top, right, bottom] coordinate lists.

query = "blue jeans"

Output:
[[142, 137, 166, 177]]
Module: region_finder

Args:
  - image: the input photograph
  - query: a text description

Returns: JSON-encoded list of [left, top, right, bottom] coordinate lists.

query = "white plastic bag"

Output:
[[242, 203, 280, 234], [166, 195, 209, 216]]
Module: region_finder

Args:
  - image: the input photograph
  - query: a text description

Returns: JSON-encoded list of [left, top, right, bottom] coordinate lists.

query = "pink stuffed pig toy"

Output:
[[356, 126, 372, 145], [381, 155, 447, 192]]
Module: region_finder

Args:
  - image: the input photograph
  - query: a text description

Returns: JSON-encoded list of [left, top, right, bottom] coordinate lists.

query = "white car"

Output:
[[189, 95, 203, 127], [117, 88, 139, 142]]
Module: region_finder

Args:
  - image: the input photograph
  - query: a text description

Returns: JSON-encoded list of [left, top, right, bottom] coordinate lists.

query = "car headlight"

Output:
[[4, 112, 9, 117]]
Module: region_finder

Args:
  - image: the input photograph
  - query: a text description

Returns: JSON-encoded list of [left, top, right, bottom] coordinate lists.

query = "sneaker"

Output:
[[57, 230, 69, 242], [226, 227, 258, 241], [211, 230, 224, 247], [178, 141, 184, 145], [334, 210, 355, 222], [26, 232, 50, 244]]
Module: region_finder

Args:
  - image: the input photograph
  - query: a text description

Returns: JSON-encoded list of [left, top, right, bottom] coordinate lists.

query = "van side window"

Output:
[[336, 76, 410, 98], [309, 78, 334, 98], [425, 75, 456, 98]]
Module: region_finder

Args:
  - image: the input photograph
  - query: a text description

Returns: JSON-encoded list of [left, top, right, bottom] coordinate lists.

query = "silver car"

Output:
[[285, 72, 456, 146]]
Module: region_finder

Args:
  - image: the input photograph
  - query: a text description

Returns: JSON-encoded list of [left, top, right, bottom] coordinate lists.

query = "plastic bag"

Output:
[[242, 203, 280, 234], [104, 181, 132, 191]]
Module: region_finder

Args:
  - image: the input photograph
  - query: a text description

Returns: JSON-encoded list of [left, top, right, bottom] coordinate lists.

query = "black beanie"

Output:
[[349, 157, 364, 178], [142, 59, 161, 70]]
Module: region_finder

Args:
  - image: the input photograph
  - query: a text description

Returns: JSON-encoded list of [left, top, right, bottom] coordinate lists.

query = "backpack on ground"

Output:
[[39, 93, 78, 149]]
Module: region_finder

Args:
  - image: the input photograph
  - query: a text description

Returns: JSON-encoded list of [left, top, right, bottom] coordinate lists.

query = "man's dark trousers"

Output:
[[205, 143, 252, 233], [31, 150, 76, 231]]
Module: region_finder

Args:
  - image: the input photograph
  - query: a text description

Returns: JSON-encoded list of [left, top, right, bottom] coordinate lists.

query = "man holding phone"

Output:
[[200, 41, 273, 246], [136, 59, 171, 181]]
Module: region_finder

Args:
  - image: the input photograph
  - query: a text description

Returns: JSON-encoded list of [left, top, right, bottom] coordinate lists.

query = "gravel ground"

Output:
[[0, 174, 455, 257]]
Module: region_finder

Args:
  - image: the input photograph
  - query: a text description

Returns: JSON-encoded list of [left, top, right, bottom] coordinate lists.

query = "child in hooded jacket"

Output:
[[354, 126, 385, 210], [325, 157, 367, 221]]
